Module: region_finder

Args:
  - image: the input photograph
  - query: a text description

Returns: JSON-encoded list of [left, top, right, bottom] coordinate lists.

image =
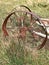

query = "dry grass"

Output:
[[0, 0, 49, 65]]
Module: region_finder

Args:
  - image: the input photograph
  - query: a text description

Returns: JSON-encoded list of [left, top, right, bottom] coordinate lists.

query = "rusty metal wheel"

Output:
[[2, 6, 47, 50]]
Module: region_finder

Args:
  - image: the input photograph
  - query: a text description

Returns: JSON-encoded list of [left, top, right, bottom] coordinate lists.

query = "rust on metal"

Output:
[[2, 5, 48, 50], [2, 12, 15, 36]]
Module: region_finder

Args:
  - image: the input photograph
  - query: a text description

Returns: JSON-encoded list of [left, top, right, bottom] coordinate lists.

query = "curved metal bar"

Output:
[[2, 12, 15, 36], [37, 21, 48, 50], [20, 5, 32, 12]]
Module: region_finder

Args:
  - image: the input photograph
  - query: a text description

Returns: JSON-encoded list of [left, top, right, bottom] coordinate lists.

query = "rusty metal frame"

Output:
[[2, 5, 48, 50]]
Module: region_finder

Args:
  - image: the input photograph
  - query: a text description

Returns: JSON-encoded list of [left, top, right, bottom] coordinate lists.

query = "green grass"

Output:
[[0, 38, 49, 65], [0, 0, 49, 65]]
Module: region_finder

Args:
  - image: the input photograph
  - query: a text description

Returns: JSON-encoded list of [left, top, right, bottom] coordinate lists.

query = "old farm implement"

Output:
[[2, 5, 49, 50]]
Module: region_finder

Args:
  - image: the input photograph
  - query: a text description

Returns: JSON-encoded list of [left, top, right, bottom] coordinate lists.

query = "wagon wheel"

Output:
[[2, 8, 47, 50]]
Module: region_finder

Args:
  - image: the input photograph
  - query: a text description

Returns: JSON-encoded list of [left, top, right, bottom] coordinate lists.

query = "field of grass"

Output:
[[0, 0, 49, 65]]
